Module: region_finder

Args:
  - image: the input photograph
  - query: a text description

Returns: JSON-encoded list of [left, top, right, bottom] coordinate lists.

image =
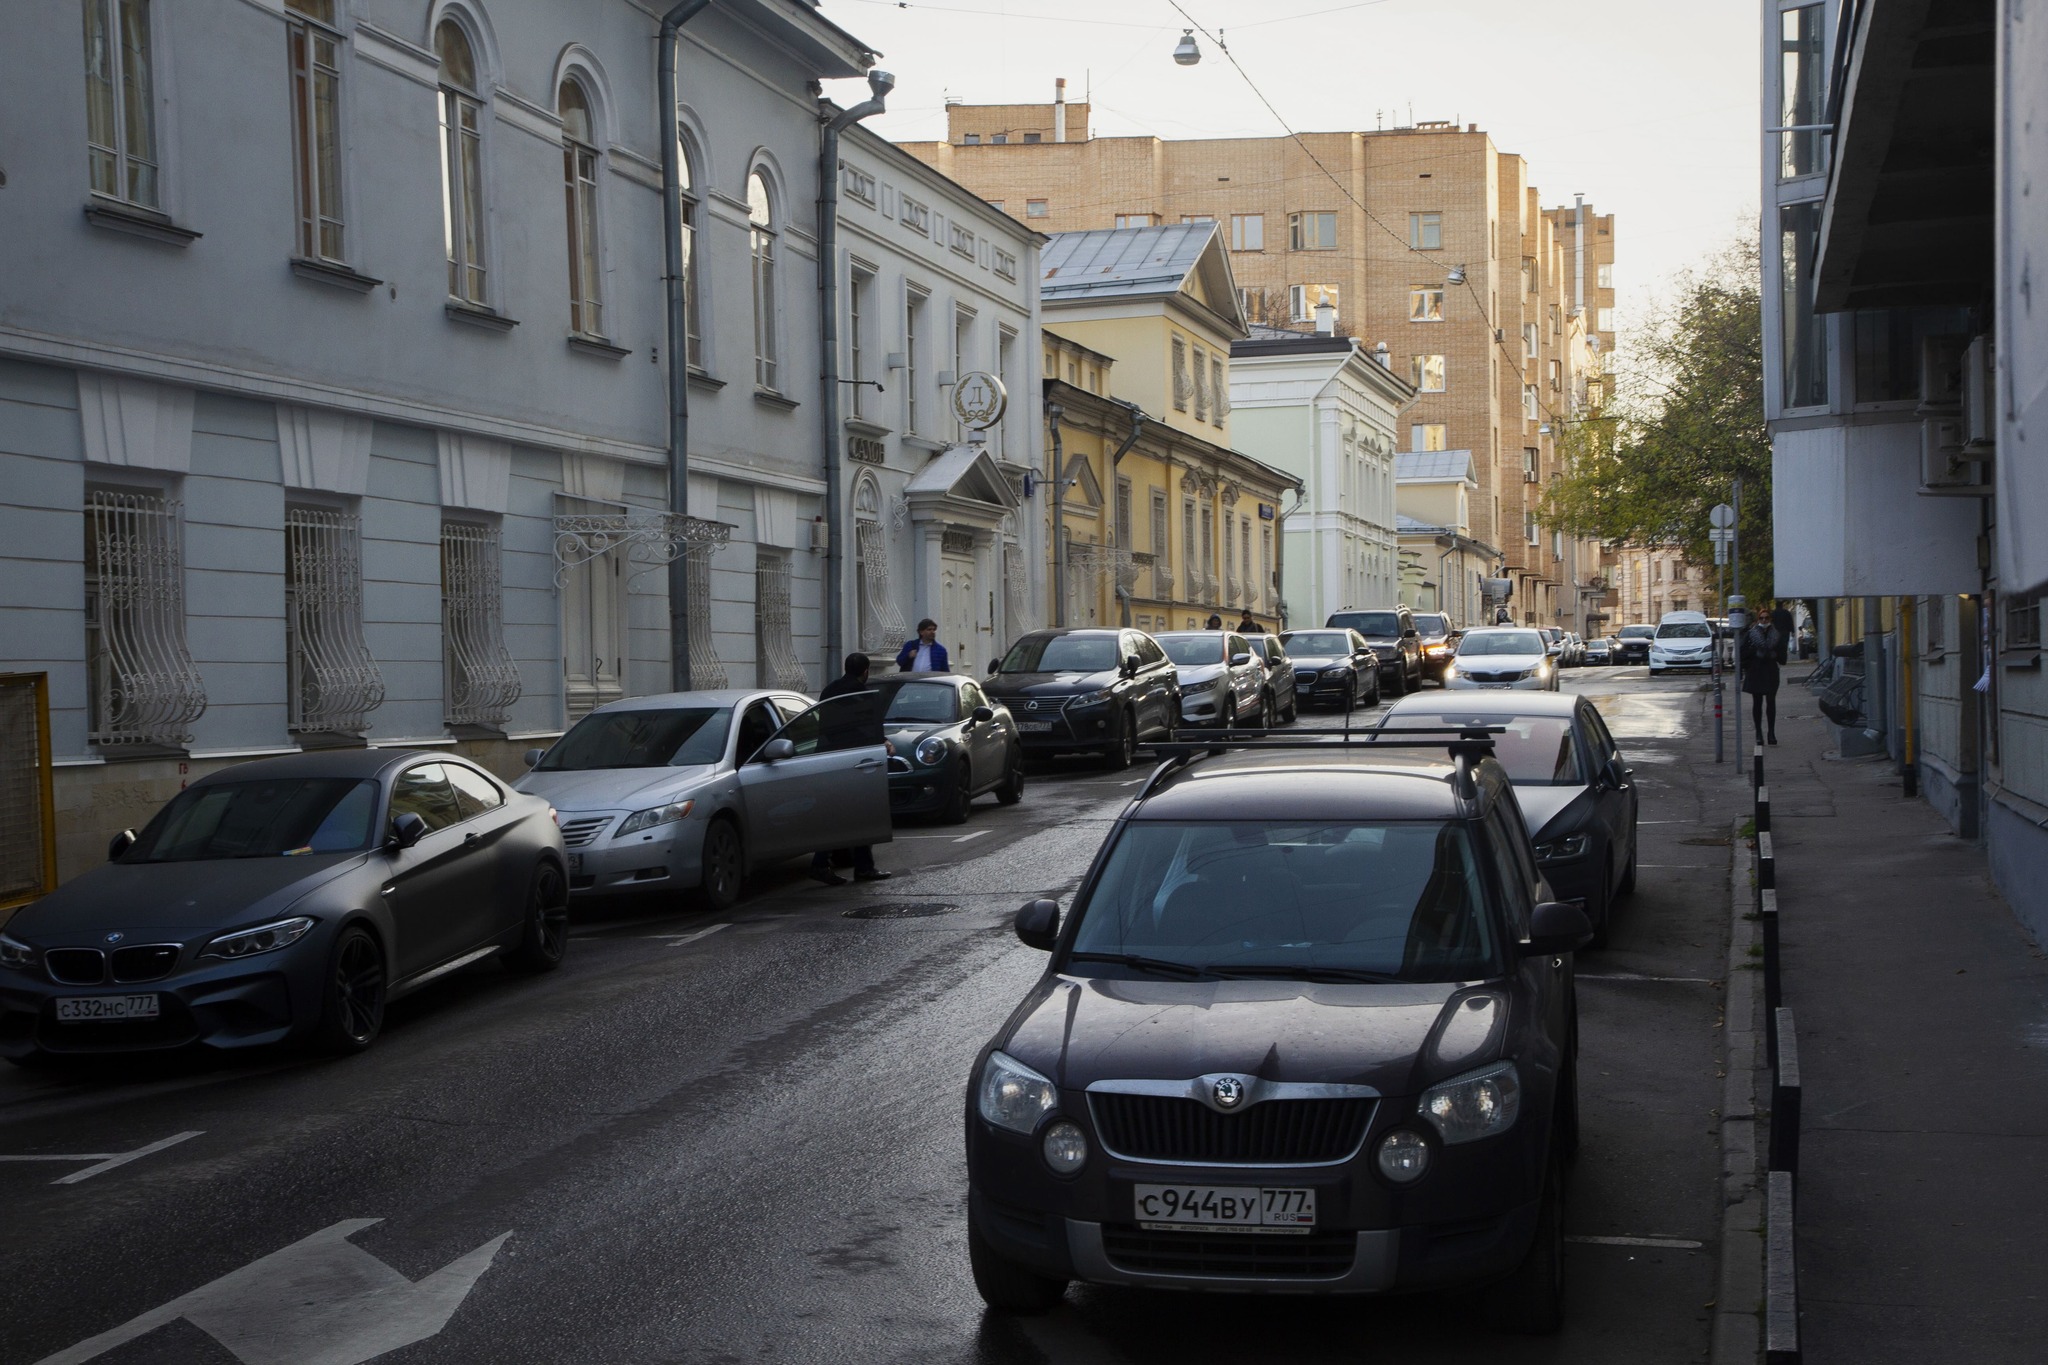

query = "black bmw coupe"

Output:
[[0, 749, 568, 1065]]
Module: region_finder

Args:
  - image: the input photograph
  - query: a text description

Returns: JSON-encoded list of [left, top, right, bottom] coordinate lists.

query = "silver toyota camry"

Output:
[[514, 689, 891, 912]]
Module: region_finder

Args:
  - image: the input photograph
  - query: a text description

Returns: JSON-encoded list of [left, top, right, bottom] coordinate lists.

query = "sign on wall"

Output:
[[951, 371, 1007, 432]]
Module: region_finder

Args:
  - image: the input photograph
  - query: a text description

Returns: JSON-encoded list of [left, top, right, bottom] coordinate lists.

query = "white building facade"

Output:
[[0, 0, 883, 879], [1229, 327, 1413, 629]]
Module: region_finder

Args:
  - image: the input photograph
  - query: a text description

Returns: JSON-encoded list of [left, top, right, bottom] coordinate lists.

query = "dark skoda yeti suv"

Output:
[[965, 733, 1593, 1333]]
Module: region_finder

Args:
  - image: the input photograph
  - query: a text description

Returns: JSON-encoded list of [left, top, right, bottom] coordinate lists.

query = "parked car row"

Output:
[[967, 679, 1641, 1333]]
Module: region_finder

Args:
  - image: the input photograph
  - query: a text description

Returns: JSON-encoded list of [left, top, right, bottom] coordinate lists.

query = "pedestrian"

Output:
[[895, 619, 949, 673], [1235, 611, 1258, 633], [811, 653, 892, 885], [1205, 613, 1224, 630], [1740, 607, 1790, 745]]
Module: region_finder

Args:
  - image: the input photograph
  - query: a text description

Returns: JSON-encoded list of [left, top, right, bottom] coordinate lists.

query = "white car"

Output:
[[1443, 627, 1559, 691], [1648, 611, 1716, 675]]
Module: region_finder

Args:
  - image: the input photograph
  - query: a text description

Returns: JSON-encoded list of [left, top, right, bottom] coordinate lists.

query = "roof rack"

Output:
[[1135, 726, 1504, 801]]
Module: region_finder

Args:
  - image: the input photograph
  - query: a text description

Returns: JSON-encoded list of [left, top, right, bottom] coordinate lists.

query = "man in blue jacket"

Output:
[[896, 619, 949, 673]]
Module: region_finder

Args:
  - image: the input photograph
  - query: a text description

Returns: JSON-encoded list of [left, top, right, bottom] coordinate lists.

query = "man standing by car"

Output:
[[1236, 611, 1259, 633], [812, 654, 892, 885], [896, 619, 949, 674], [1205, 613, 1224, 630]]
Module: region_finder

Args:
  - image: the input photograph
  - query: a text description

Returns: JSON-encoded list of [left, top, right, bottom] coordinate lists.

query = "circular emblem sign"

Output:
[[1211, 1076, 1245, 1110], [951, 370, 1008, 431]]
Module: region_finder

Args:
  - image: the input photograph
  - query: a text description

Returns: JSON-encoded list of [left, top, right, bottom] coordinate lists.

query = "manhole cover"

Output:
[[842, 902, 957, 919]]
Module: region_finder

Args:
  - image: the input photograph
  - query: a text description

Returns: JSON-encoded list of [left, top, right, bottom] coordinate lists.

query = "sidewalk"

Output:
[[1758, 687, 2048, 1362]]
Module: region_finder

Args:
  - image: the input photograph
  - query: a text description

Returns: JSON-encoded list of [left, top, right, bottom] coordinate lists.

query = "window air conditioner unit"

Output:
[[1523, 469, 1539, 483], [1921, 414, 1986, 496], [1961, 334, 1996, 453], [1917, 334, 1967, 415]]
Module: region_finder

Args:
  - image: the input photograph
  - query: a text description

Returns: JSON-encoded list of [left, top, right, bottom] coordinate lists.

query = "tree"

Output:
[[1543, 240, 1774, 603]]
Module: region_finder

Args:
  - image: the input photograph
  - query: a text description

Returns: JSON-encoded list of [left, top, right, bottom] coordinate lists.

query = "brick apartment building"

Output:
[[899, 89, 1618, 632]]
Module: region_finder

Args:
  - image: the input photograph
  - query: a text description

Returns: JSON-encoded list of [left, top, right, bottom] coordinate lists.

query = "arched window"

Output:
[[436, 19, 487, 304], [678, 135, 702, 368], [83, 0, 160, 208], [558, 77, 602, 336], [748, 169, 778, 391]]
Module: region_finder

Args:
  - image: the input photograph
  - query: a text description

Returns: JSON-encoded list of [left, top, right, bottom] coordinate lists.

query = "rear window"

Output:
[[1331, 611, 1401, 637], [1069, 820, 1499, 982], [1379, 713, 1583, 785]]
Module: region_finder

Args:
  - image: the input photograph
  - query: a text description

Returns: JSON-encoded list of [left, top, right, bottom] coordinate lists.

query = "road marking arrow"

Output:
[[35, 1218, 510, 1365], [0, 1130, 201, 1184]]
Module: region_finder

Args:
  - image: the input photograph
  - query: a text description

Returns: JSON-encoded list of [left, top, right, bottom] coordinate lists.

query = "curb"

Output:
[[1709, 812, 1765, 1364]]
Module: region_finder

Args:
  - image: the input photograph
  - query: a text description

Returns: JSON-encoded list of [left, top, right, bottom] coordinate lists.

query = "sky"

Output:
[[820, 0, 1763, 341]]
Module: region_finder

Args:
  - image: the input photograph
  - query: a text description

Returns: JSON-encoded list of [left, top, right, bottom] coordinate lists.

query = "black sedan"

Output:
[[878, 674, 1025, 823], [967, 737, 1592, 1332], [0, 751, 568, 1065], [1277, 627, 1382, 710], [983, 628, 1180, 769], [1383, 691, 1638, 946]]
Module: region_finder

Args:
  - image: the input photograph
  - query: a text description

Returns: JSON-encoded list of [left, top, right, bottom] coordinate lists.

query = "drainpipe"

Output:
[[818, 70, 894, 680], [1108, 401, 1145, 627], [659, 0, 713, 692], [1047, 399, 1066, 625]]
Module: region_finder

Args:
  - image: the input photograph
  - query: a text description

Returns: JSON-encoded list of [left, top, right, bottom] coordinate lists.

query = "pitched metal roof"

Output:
[[1395, 450, 1476, 483], [1040, 223, 1220, 302]]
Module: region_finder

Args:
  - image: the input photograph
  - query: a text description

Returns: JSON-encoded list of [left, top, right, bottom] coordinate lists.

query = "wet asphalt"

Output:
[[0, 668, 1738, 1365]]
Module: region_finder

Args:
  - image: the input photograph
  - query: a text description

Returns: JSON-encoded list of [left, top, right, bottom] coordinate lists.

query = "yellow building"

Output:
[[1035, 225, 1298, 634]]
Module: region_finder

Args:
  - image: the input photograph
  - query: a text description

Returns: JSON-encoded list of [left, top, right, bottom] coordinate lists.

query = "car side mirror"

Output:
[[971, 705, 995, 724], [1015, 898, 1061, 951], [523, 747, 547, 769], [1124, 653, 1142, 676], [987, 660, 1001, 676], [758, 737, 796, 763], [1230, 652, 1252, 667], [387, 812, 429, 851], [1603, 757, 1629, 789], [107, 828, 136, 861], [1526, 900, 1594, 954]]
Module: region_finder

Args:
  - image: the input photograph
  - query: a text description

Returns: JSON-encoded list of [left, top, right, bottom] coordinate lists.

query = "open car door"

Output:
[[737, 692, 892, 862]]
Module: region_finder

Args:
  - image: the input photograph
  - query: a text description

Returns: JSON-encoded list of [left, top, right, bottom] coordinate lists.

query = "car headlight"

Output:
[[1419, 1060, 1521, 1144], [200, 916, 317, 961], [1425, 644, 1451, 656], [1376, 1129, 1431, 1183], [1072, 688, 1114, 706], [618, 798, 695, 836], [0, 933, 37, 971], [1535, 832, 1590, 862], [1042, 1119, 1089, 1174], [977, 1050, 1058, 1135], [914, 736, 949, 767], [1322, 666, 1351, 680]]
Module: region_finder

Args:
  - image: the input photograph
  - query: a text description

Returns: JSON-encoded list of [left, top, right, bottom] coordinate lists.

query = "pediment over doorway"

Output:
[[903, 444, 1020, 524]]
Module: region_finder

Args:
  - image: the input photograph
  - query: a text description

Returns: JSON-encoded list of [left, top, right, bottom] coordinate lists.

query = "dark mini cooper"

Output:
[[965, 736, 1592, 1332], [0, 751, 568, 1065], [877, 674, 1025, 823]]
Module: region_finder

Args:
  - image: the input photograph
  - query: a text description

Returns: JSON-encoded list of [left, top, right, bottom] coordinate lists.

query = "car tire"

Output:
[[313, 925, 386, 1056], [942, 763, 974, 825], [1555, 1031, 1581, 1166], [1282, 690, 1298, 724], [1585, 857, 1611, 951], [506, 859, 569, 973], [1385, 665, 1406, 698], [1100, 710, 1136, 771], [968, 1214, 1068, 1313], [1254, 691, 1275, 731], [696, 818, 744, 914], [1363, 672, 1382, 708], [1617, 823, 1638, 898], [996, 750, 1025, 805], [1482, 1156, 1566, 1335]]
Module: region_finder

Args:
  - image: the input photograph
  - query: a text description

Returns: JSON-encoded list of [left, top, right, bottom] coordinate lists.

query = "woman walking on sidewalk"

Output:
[[1741, 607, 1790, 744]]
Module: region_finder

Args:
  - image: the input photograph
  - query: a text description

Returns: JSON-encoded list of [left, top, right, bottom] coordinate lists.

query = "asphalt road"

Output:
[[0, 668, 1735, 1365]]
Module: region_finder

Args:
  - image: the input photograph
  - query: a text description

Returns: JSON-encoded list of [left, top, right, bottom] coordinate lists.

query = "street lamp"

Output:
[[1446, 264, 1466, 286], [1173, 30, 1201, 65]]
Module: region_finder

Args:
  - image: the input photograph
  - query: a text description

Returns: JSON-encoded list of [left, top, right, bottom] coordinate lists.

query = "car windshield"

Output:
[[1282, 631, 1353, 655], [1459, 631, 1544, 656], [123, 778, 381, 862], [999, 635, 1116, 673], [1157, 635, 1225, 665], [1657, 622, 1712, 639], [1380, 714, 1583, 785], [1619, 625, 1655, 638], [539, 707, 732, 770], [1068, 819, 1498, 981], [1333, 612, 1401, 637], [1412, 615, 1449, 635], [874, 679, 958, 724]]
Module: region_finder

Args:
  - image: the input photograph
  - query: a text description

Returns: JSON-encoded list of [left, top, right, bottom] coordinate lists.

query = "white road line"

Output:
[[952, 829, 992, 844], [0, 1131, 201, 1185], [639, 923, 730, 947], [1566, 1234, 1705, 1250], [1578, 973, 1717, 984]]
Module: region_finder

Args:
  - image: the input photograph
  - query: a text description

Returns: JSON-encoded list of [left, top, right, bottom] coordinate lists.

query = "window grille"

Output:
[[684, 538, 728, 689], [756, 553, 807, 690], [441, 520, 522, 728], [84, 0, 161, 208], [856, 518, 908, 653], [286, 507, 385, 734], [287, 1, 345, 262], [85, 490, 206, 746]]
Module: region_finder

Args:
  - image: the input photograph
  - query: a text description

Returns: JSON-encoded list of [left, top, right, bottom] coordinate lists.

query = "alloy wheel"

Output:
[[333, 931, 386, 1048]]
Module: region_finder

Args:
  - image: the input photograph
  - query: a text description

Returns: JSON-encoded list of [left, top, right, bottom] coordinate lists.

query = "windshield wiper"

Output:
[[1204, 964, 1403, 984], [1066, 952, 1214, 979]]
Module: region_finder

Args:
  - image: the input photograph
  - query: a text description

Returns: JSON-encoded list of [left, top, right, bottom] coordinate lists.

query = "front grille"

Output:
[[110, 945, 180, 982], [45, 949, 106, 985], [558, 816, 612, 848], [1463, 670, 1522, 683], [1294, 670, 1318, 686], [1089, 1093, 1374, 1165], [1102, 1225, 1357, 1279]]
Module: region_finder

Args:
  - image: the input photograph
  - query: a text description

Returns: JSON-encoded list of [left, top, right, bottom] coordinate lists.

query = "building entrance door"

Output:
[[941, 552, 979, 675]]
